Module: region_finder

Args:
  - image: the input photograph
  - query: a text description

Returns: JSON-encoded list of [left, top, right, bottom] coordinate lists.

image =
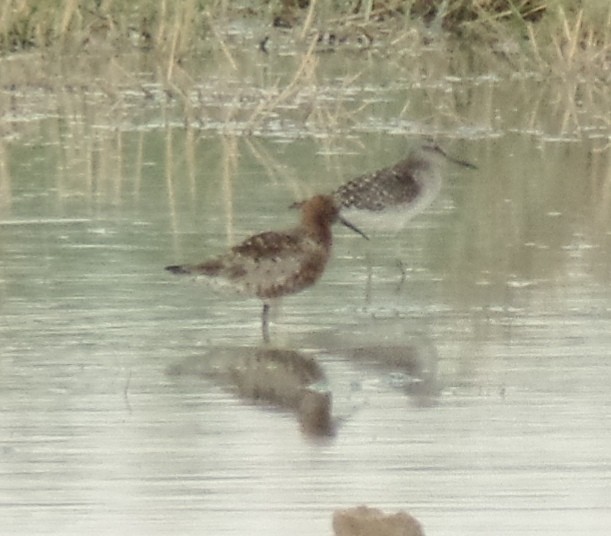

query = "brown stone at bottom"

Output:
[[333, 505, 425, 536]]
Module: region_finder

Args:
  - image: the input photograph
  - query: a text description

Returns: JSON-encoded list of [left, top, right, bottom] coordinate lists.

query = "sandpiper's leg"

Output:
[[262, 303, 271, 343], [395, 259, 407, 293], [365, 250, 373, 304]]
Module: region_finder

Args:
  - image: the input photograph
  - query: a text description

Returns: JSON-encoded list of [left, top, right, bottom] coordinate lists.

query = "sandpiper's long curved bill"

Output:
[[433, 144, 477, 169], [339, 215, 370, 240], [445, 152, 477, 169]]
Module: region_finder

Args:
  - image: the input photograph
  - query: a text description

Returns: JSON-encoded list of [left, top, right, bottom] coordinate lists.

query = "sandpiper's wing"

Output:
[[334, 158, 421, 211], [167, 231, 300, 275], [187, 230, 328, 298], [228, 230, 308, 262]]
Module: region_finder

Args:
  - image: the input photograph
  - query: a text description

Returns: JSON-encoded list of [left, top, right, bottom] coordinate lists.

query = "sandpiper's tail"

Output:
[[165, 264, 192, 275]]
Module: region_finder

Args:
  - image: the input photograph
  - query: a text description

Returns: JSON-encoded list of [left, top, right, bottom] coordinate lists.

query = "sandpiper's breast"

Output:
[[249, 237, 330, 299]]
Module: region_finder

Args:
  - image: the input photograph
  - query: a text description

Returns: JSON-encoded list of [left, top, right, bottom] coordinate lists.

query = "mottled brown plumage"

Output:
[[334, 156, 425, 212], [165, 195, 366, 341]]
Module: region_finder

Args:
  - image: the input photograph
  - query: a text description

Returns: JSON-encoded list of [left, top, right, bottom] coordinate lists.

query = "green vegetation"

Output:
[[0, 0, 216, 55], [0, 0, 608, 150], [0, 0, 609, 67]]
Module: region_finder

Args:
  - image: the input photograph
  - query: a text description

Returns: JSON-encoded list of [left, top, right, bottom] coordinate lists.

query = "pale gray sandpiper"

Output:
[[331, 141, 476, 232], [165, 195, 368, 342]]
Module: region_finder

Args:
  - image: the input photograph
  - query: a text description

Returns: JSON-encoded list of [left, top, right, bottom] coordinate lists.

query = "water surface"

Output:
[[1, 38, 610, 536]]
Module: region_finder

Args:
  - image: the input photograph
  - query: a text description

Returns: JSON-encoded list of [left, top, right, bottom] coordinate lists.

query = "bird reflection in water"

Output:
[[300, 327, 440, 407], [346, 340, 439, 407], [168, 346, 335, 437]]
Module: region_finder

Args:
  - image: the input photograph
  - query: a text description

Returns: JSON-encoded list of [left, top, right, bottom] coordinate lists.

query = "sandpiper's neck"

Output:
[[301, 214, 333, 247], [298, 196, 338, 248], [408, 152, 435, 174]]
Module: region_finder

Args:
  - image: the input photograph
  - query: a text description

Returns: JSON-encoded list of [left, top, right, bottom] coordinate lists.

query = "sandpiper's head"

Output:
[[300, 195, 369, 240], [300, 195, 339, 226]]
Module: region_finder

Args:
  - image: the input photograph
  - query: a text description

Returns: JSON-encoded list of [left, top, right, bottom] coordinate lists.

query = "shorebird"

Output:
[[165, 195, 368, 342], [331, 141, 476, 232], [291, 142, 476, 294]]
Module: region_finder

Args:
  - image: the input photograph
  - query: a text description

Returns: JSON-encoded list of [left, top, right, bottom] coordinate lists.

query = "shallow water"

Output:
[[1, 36, 611, 535]]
